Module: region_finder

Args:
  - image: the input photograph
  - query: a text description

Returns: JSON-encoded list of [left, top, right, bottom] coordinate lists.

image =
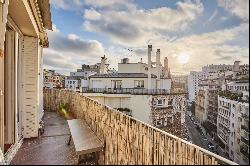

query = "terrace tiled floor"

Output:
[[11, 111, 95, 165]]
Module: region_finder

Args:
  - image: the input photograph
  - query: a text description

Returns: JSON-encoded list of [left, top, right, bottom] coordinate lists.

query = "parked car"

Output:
[[207, 142, 215, 150], [202, 136, 208, 141]]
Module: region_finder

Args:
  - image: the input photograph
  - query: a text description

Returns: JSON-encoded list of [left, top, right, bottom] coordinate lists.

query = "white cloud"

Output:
[[51, 0, 85, 11], [84, 0, 135, 10], [83, 0, 204, 47], [50, 0, 249, 74], [84, 8, 101, 20], [157, 23, 249, 73], [218, 0, 249, 21], [44, 29, 105, 74], [51, 0, 135, 11], [102, 23, 249, 74]]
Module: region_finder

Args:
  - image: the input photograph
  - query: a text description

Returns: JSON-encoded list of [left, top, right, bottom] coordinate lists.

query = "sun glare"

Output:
[[177, 53, 190, 64]]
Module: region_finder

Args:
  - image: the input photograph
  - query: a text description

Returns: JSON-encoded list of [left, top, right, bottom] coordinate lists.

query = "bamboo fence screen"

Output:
[[43, 89, 237, 165]]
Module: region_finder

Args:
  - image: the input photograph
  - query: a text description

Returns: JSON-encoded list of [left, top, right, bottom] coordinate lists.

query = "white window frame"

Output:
[[111, 80, 122, 89], [134, 80, 144, 88]]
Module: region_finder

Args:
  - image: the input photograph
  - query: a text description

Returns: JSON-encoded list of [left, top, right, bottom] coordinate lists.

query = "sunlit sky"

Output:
[[44, 0, 249, 75]]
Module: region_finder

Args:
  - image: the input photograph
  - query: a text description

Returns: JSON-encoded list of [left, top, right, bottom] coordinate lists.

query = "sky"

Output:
[[44, 0, 249, 75]]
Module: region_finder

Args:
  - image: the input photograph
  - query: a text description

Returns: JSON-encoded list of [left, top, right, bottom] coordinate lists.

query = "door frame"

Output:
[[0, 0, 10, 153], [4, 16, 23, 146]]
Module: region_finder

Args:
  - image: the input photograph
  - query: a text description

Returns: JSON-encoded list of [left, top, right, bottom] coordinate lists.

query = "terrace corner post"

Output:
[[0, 0, 9, 152]]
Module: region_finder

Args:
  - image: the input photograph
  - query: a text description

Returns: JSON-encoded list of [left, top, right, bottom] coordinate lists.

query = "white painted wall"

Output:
[[82, 93, 152, 124], [65, 79, 79, 90], [38, 46, 44, 123], [118, 63, 148, 74], [160, 79, 171, 91], [81, 78, 88, 88], [70, 71, 96, 77], [188, 71, 207, 102], [89, 77, 158, 89], [129, 95, 152, 124]]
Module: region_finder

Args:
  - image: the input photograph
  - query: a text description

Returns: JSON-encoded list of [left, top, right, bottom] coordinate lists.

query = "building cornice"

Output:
[[28, 0, 51, 48]]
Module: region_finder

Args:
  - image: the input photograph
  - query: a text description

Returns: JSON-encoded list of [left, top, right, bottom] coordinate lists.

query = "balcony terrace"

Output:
[[12, 90, 237, 165]]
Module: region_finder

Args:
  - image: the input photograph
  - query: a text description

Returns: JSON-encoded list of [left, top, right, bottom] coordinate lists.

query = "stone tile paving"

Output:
[[11, 111, 97, 165]]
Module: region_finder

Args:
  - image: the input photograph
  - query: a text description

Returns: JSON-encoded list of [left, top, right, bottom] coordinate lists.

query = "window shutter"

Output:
[[21, 36, 39, 138]]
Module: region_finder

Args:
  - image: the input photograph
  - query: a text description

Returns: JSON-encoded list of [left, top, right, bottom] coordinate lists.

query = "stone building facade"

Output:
[[151, 95, 187, 138]]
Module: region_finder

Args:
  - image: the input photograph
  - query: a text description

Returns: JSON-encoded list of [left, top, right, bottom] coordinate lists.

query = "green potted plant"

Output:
[[58, 103, 74, 120]]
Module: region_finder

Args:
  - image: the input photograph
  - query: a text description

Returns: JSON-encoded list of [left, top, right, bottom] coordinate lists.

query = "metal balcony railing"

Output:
[[241, 113, 249, 119], [82, 88, 186, 95], [241, 137, 249, 146], [240, 146, 249, 159], [44, 89, 238, 165], [241, 125, 249, 133]]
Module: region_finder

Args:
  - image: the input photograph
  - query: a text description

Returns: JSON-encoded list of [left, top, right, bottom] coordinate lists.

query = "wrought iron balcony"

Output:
[[81, 87, 186, 95], [241, 136, 249, 146], [241, 113, 249, 119], [240, 146, 249, 159], [241, 125, 249, 133]]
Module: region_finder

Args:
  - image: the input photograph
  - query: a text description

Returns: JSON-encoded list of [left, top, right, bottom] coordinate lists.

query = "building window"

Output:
[[157, 99, 165, 106], [112, 80, 122, 89], [168, 99, 173, 106], [134, 80, 144, 88]]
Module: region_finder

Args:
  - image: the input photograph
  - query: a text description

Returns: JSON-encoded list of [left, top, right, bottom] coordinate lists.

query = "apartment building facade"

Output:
[[217, 80, 249, 165], [65, 56, 113, 92], [88, 46, 172, 92], [0, 0, 52, 163], [188, 62, 247, 102], [171, 74, 188, 92], [43, 69, 65, 89], [195, 85, 208, 123], [82, 45, 186, 138]]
